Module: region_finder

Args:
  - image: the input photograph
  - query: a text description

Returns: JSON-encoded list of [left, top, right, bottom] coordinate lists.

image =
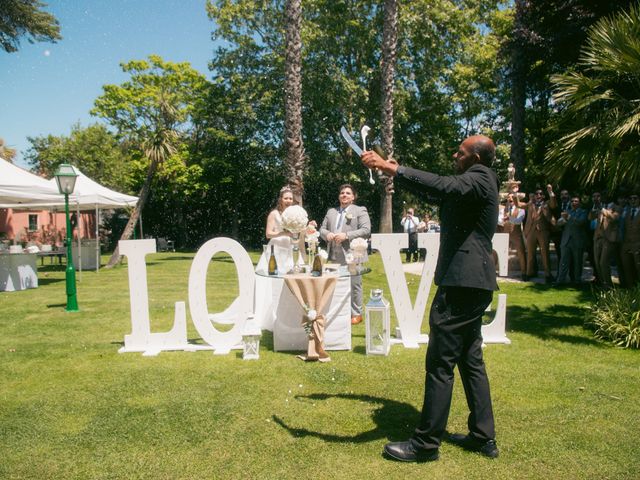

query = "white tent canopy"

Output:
[[0, 156, 62, 207], [47, 169, 138, 209], [1, 158, 140, 271]]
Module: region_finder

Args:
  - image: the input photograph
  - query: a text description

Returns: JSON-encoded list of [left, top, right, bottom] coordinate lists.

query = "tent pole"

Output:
[[95, 205, 100, 271], [77, 202, 82, 280], [139, 213, 144, 239]]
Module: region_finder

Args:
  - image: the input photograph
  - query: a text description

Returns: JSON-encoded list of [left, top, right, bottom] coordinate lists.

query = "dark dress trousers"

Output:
[[396, 163, 499, 450]]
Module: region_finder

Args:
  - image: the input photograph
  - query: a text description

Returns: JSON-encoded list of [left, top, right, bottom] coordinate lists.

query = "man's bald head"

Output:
[[466, 135, 496, 167], [454, 135, 496, 173]]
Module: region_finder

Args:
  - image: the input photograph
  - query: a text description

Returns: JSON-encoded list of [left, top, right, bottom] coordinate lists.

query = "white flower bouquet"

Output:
[[281, 205, 309, 234], [305, 225, 320, 262], [350, 238, 368, 259]]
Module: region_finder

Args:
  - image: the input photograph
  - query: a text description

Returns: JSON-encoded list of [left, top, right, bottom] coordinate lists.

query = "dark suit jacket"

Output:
[[398, 163, 499, 291], [558, 208, 588, 249]]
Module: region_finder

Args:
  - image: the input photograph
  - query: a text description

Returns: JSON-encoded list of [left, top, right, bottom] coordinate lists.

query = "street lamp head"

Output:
[[54, 163, 78, 195]]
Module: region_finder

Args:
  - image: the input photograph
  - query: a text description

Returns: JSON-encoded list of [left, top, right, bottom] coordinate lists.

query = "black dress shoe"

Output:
[[448, 433, 499, 458], [383, 441, 439, 462]]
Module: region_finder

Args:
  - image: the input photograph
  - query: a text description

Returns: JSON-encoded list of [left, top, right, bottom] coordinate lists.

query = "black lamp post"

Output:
[[54, 164, 79, 312]]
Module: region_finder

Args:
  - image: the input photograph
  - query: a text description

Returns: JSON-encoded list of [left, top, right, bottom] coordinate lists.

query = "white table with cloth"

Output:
[[254, 267, 357, 360], [0, 253, 38, 292]]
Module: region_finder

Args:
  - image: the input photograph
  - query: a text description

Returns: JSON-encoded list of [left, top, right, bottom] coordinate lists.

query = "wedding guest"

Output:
[[554, 196, 588, 285], [587, 191, 604, 283], [615, 191, 630, 287], [498, 192, 527, 280], [401, 207, 420, 262], [417, 212, 430, 261], [523, 187, 555, 283], [593, 197, 621, 288], [362, 135, 499, 462], [549, 187, 571, 279], [620, 192, 640, 286], [319, 184, 371, 325]]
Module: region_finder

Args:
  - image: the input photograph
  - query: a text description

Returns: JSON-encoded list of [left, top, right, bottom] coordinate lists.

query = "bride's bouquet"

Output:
[[281, 205, 309, 236]]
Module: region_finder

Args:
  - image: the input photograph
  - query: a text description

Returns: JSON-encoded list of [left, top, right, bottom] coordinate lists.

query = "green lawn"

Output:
[[1, 252, 639, 479]]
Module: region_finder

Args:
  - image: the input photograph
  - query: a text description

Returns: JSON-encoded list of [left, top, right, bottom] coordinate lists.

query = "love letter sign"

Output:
[[118, 233, 510, 356]]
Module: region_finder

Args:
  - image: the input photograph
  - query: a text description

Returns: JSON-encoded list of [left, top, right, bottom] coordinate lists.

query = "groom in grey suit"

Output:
[[319, 183, 371, 324]]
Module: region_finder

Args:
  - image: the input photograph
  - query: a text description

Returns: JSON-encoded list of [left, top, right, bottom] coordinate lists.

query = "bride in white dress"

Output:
[[255, 186, 299, 330]]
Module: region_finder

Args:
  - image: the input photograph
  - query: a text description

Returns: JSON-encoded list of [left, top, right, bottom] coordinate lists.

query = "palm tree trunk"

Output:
[[510, 0, 526, 177], [105, 158, 159, 267], [379, 0, 397, 233], [284, 0, 305, 204]]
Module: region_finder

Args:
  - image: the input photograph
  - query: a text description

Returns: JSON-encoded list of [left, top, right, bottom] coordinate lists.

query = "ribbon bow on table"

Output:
[[284, 274, 337, 362]]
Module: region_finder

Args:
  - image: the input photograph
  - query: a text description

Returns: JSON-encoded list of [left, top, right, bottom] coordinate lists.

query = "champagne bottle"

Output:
[[268, 245, 278, 275], [372, 144, 387, 159], [311, 253, 322, 277]]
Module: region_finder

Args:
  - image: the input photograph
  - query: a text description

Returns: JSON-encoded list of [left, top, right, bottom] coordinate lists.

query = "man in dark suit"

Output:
[[362, 135, 499, 462], [554, 196, 588, 285], [319, 184, 371, 324]]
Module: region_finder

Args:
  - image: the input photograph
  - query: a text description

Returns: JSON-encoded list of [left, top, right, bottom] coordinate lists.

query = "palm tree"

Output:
[[379, 0, 397, 233], [0, 137, 17, 162], [105, 98, 178, 268], [284, 0, 305, 204], [545, 3, 640, 189]]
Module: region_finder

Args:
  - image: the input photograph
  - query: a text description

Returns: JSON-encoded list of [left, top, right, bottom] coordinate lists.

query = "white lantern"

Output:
[[365, 288, 391, 355], [242, 317, 262, 360]]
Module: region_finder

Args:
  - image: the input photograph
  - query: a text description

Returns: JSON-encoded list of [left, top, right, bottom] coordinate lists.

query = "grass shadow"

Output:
[[159, 256, 195, 261], [260, 330, 274, 350], [352, 345, 366, 355], [507, 284, 601, 346], [37, 278, 65, 286], [272, 393, 419, 444]]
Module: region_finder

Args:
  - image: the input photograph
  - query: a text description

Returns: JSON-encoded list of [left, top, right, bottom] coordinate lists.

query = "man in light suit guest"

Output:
[[320, 184, 371, 325]]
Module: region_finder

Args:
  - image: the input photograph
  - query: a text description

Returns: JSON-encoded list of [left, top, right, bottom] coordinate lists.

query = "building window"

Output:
[[28, 214, 38, 232]]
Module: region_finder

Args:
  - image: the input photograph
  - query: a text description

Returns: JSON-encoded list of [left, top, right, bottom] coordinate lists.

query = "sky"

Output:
[[1, 0, 217, 168]]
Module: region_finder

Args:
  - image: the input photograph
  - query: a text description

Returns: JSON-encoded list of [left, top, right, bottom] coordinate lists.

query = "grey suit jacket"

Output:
[[319, 204, 371, 264]]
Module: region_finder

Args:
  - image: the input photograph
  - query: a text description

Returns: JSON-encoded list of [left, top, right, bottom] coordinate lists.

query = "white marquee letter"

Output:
[[118, 239, 188, 355], [188, 237, 255, 354]]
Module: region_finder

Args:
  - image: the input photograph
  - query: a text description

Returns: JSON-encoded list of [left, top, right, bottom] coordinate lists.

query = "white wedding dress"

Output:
[[254, 211, 293, 330]]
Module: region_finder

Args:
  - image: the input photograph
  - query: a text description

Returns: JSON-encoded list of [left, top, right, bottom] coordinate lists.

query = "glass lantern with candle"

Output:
[[365, 288, 391, 355], [242, 318, 262, 360]]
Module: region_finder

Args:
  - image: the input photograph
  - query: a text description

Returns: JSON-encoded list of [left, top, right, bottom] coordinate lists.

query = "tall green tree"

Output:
[[92, 55, 208, 266], [0, 0, 61, 53], [25, 123, 130, 188], [207, 0, 506, 230], [545, 3, 640, 190], [503, 0, 634, 188]]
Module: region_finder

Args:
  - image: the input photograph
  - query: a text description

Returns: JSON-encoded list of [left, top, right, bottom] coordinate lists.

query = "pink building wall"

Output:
[[0, 208, 95, 245]]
